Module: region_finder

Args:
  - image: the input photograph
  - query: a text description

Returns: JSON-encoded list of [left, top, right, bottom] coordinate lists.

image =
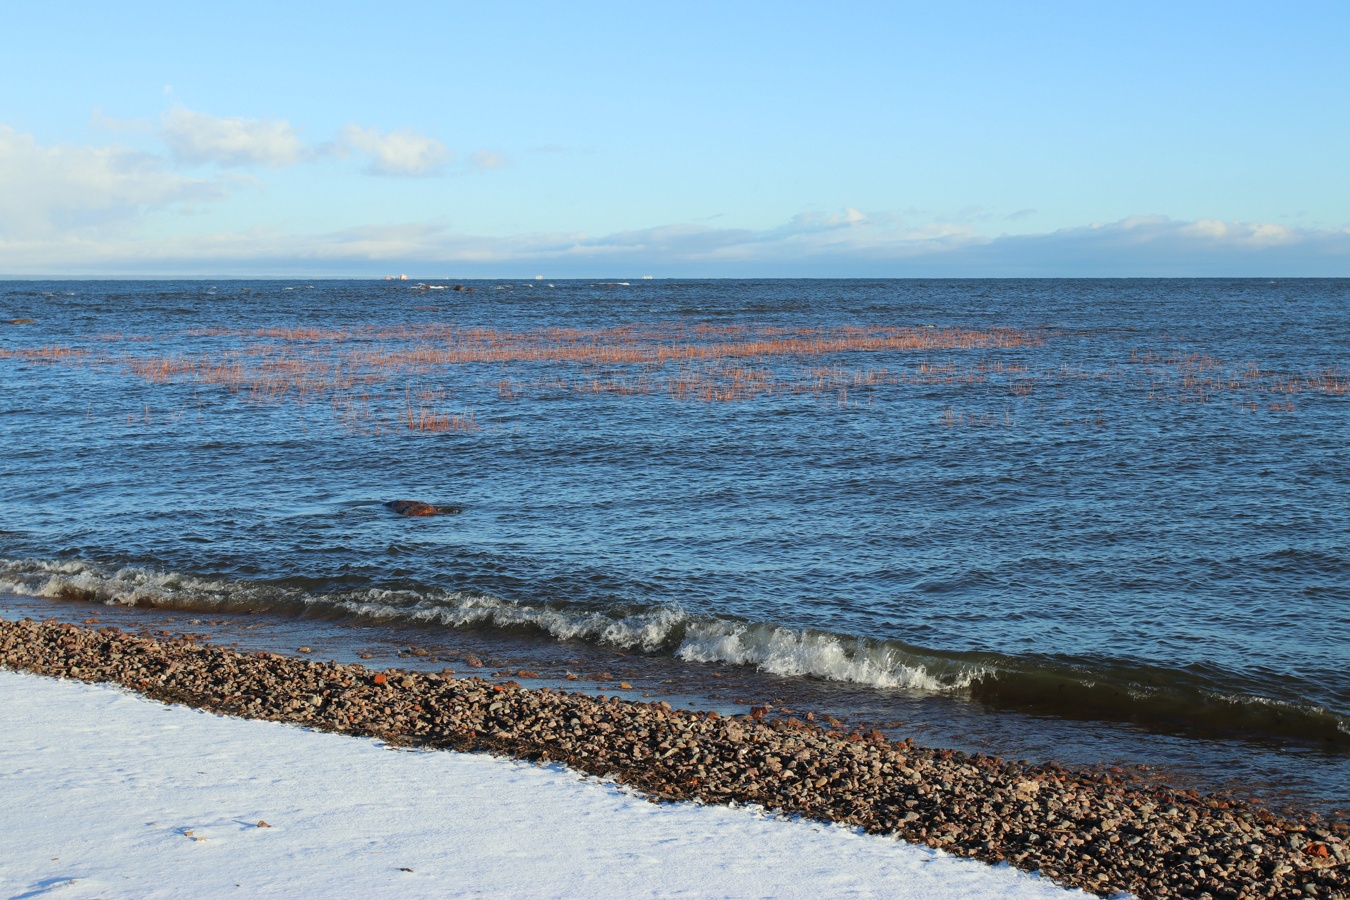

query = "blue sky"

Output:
[[1, 1, 1347, 276]]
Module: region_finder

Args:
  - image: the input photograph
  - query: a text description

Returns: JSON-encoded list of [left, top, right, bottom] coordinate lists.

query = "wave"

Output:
[[0, 557, 981, 691], [2, 556, 1345, 746]]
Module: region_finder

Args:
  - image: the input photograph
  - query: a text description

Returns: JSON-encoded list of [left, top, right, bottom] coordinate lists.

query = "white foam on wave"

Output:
[[0, 557, 982, 694], [1209, 688, 1350, 737], [335, 590, 690, 653], [13, 558, 1340, 739], [675, 620, 986, 692], [0, 557, 257, 608], [341, 592, 985, 691]]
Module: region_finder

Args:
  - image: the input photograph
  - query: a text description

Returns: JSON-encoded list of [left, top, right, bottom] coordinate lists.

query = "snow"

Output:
[[0, 670, 1095, 899]]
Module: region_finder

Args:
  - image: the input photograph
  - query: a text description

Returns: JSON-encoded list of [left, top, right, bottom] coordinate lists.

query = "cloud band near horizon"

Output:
[[1, 116, 1347, 278], [2, 213, 1348, 278]]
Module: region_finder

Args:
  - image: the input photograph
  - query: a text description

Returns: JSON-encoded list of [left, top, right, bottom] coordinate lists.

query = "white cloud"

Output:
[[0, 107, 494, 241], [0, 125, 229, 235], [338, 125, 450, 177], [954, 216, 1346, 275], [470, 149, 508, 170], [1180, 218, 1295, 247], [2, 170, 1346, 276], [91, 108, 154, 134], [95, 107, 485, 178], [161, 107, 304, 168]]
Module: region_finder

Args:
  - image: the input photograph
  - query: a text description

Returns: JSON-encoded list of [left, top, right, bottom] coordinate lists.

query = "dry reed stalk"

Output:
[[0, 345, 89, 361], [9, 321, 1345, 435]]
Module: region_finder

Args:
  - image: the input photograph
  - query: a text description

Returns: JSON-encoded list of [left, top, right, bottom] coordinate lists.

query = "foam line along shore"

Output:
[[4, 615, 1347, 899], [3, 557, 1345, 750]]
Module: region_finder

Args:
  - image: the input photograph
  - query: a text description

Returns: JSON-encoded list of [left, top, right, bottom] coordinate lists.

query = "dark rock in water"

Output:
[[387, 500, 437, 516], [385, 500, 462, 517], [7, 318, 36, 325]]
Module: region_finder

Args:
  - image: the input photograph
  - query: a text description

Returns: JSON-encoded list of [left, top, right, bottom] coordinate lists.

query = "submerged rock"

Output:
[[385, 500, 462, 517]]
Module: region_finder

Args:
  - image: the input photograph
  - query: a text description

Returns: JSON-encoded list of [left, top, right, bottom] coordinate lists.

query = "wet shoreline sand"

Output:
[[4, 615, 1347, 899]]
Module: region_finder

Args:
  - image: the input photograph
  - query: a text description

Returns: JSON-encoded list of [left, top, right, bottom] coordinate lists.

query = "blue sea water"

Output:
[[2, 278, 1347, 812]]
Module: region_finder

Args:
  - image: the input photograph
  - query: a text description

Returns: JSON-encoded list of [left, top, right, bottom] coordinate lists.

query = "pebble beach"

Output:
[[4, 616, 1346, 899]]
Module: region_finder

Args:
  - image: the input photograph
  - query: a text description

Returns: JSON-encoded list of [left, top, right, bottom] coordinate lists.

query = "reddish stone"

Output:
[[385, 500, 462, 517], [373, 673, 387, 685], [387, 500, 439, 516]]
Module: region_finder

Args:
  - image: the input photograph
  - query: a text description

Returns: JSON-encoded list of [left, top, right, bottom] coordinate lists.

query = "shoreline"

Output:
[[1, 668, 1087, 899], [4, 615, 1347, 899], [3, 582, 1345, 823]]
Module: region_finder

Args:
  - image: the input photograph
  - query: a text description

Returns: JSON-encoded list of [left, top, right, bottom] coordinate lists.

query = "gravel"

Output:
[[4, 616, 1346, 899]]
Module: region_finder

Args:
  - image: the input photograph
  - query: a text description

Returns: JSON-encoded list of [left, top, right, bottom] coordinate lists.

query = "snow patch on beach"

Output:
[[0, 670, 1098, 899]]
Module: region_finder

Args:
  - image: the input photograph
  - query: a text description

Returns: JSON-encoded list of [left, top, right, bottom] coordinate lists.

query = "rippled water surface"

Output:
[[2, 279, 1347, 813]]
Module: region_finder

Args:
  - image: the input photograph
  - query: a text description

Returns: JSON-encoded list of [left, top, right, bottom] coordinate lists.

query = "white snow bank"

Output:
[[0, 670, 1095, 899]]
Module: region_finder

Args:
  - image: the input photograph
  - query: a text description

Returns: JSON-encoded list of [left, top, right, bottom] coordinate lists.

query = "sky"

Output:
[[1, 1, 1347, 277]]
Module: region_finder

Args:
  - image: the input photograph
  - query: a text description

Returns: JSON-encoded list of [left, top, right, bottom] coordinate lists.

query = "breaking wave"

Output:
[[2, 556, 1345, 745], [0, 557, 983, 693]]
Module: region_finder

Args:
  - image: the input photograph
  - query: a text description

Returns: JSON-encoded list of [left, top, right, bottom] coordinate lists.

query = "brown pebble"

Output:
[[3, 615, 1345, 900], [386, 500, 440, 517]]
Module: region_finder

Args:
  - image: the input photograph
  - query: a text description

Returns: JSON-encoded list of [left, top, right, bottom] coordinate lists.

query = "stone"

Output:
[[385, 500, 462, 517], [4, 615, 1347, 900]]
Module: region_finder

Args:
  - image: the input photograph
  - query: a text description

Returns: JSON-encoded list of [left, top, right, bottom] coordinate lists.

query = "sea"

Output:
[[2, 278, 1346, 818]]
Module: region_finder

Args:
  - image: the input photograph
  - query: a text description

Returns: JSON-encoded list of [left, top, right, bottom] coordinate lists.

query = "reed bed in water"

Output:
[[0, 345, 89, 362], [4, 322, 1346, 435]]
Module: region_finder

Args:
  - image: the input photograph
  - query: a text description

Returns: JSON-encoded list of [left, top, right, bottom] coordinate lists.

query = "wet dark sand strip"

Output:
[[3, 616, 1347, 899]]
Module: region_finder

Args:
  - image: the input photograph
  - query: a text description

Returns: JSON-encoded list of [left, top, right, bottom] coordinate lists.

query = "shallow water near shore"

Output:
[[2, 278, 1347, 816]]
